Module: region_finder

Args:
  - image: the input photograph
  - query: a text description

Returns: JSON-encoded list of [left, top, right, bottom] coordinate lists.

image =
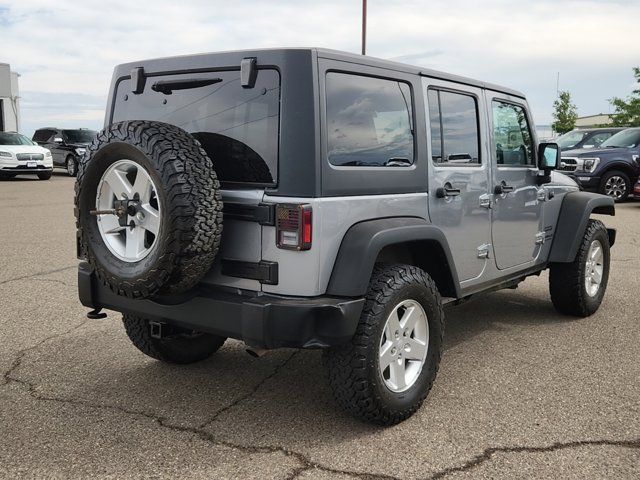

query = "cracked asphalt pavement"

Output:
[[1, 173, 639, 479]]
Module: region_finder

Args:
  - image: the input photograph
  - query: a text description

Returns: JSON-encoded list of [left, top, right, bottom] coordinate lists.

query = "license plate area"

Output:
[[27, 161, 37, 168]]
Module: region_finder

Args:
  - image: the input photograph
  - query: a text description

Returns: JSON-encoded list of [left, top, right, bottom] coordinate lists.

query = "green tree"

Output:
[[609, 67, 640, 127], [552, 90, 578, 134]]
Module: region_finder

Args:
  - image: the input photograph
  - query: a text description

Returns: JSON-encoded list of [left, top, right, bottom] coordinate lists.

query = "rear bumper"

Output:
[[78, 262, 364, 349]]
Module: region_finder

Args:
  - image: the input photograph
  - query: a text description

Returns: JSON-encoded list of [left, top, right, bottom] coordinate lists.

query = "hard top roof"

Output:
[[117, 47, 526, 99]]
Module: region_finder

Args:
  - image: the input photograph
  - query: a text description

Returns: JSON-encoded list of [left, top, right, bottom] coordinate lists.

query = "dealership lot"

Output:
[[0, 173, 638, 479]]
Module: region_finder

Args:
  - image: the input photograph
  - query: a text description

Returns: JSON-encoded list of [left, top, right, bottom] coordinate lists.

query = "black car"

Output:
[[560, 127, 640, 202], [32, 127, 97, 176], [556, 127, 625, 152]]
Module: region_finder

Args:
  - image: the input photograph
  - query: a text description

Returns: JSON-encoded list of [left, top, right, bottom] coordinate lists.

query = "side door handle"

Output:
[[436, 183, 461, 198], [494, 182, 515, 194]]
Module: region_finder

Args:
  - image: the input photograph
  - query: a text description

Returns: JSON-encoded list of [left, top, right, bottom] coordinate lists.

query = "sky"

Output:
[[1, 0, 639, 138]]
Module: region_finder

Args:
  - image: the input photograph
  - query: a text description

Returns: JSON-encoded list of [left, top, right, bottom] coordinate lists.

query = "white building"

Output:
[[0, 63, 20, 132]]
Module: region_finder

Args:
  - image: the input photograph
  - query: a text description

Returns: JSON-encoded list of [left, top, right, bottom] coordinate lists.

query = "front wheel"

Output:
[[324, 264, 444, 425], [123, 314, 226, 364], [599, 170, 630, 202], [549, 219, 610, 317]]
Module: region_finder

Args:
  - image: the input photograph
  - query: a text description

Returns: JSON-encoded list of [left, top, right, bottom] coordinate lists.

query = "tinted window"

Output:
[[63, 129, 97, 143], [428, 89, 480, 165], [33, 129, 53, 142], [492, 101, 534, 166], [326, 73, 414, 167], [113, 69, 280, 185]]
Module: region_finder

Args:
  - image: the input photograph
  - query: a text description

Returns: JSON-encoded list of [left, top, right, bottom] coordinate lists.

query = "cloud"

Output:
[[1, 0, 639, 135]]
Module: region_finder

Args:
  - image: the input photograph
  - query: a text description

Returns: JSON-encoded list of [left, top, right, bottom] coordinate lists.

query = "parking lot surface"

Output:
[[0, 173, 638, 479]]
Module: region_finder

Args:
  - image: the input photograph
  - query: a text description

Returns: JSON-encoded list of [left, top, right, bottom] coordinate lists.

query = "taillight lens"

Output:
[[276, 204, 312, 250]]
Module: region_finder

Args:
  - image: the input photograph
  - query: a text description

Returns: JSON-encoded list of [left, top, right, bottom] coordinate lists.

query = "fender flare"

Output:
[[548, 191, 615, 263], [326, 217, 460, 297]]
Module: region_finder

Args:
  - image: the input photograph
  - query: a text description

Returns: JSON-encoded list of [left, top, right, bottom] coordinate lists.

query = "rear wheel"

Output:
[[123, 314, 226, 364], [324, 264, 444, 425], [66, 155, 77, 177], [37, 171, 52, 180], [599, 170, 630, 202], [549, 219, 610, 317]]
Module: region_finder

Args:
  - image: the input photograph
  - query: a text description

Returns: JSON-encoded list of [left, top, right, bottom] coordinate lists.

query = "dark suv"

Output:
[[560, 127, 640, 201], [556, 127, 624, 152], [32, 127, 97, 176]]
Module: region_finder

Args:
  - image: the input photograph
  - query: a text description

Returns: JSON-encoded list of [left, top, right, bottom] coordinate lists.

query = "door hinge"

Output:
[[535, 231, 546, 245], [477, 243, 491, 258], [479, 193, 492, 209]]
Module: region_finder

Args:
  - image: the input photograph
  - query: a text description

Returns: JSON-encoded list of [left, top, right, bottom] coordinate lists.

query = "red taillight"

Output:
[[276, 204, 312, 251]]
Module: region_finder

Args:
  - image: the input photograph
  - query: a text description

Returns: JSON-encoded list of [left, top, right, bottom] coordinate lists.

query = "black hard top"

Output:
[[114, 47, 526, 99]]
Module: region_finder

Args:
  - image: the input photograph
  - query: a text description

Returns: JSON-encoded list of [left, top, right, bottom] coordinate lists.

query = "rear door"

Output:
[[487, 93, 543, 269], [111, 68, 281, 291], [424, 79, 491, 282]]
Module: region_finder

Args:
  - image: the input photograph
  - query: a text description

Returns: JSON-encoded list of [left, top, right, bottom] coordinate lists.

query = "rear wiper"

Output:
[[151, 78, 222, 95]]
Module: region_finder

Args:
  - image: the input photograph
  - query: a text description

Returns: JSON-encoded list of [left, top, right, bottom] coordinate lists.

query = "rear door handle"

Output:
[[436, 184, 461, 198], [494, 182, 515, 194]]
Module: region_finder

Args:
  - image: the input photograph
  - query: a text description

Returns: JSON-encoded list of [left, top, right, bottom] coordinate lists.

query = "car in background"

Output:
[[556, 127, 625, 152], [32, 127, 97, 177], [560, 127, 640, 202], [0, 131, 53, 180], [634, 178, 640, 198]]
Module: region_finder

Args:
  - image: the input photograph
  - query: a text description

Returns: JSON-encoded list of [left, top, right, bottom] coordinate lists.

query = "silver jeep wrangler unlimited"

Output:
[[76, 48, 615, 425]]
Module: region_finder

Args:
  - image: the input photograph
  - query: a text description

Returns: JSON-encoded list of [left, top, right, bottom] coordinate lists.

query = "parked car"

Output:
[[0, 131, 53, 180], [556, 127, 625, 152], [75, 48, 615, 425], [560, 127, 640, 202], [32, 127, 97, 177], [634, 178, 640, 198]]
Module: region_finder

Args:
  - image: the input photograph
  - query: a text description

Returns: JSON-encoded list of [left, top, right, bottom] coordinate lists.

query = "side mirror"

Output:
[[538, 142, 559, 171], [54, 137, 63, 143]]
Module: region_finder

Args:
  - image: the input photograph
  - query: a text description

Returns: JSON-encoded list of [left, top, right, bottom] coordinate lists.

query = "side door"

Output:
[[424, 79, 491, 282], [487, 94, 543, 270], [48, 130, 66, 165]]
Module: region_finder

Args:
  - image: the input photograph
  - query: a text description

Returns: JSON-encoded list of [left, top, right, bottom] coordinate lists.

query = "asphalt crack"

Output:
[[4, 336, 399, 480], [198, 349, 300, 429], [0, 265, 76, 286], [428, 438, 640, 479], [2, 318, 89, 386]]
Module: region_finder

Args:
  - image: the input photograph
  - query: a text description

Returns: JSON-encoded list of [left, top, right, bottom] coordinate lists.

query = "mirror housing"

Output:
[[54, 137, 64, 143], [538, 142, 559, 171]]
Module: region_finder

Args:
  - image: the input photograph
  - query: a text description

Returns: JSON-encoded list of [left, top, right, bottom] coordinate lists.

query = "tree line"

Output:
[[552, 67, 640, 134]]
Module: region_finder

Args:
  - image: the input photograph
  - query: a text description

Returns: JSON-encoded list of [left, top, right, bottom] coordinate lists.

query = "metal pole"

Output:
[[362, 0, 367, 55]]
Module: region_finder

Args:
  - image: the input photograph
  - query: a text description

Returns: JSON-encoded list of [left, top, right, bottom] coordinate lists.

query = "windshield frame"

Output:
[[600, 129, 640, 149], [0, 132, 36, 146]]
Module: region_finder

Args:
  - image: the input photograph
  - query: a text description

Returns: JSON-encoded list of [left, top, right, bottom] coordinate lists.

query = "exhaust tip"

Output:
[[245, 346, 268, 358]]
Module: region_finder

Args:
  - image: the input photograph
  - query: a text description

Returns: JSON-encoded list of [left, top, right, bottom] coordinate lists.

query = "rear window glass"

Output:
[[326, 72, 414, 167], [112, 69, 280, 185]]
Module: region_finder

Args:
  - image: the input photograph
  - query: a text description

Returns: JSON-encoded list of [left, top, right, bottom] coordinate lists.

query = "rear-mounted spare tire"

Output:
[[75, 121, 223, 299]]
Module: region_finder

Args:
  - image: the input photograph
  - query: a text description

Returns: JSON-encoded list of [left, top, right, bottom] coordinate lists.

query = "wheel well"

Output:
[[601, 166, 635, 183], [376, 241, 457, 298]]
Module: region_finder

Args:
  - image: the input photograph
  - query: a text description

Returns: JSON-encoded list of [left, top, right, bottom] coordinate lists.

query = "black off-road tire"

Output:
[[549, 219, 610, 317], [75, 121, 223, 299], [599, 170, 630, 202], [123, 314, 226, 364], [37, 171, 52, 180], [66, 155, 78, 177], [324, 264, 444, 426]]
